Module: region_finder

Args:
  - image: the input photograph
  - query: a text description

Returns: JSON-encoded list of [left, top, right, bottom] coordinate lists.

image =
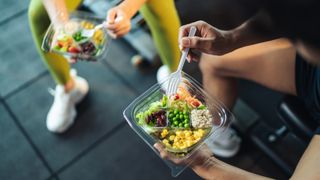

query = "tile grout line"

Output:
[[100, 58, 140, 95], [45, 174, 60, 180], [0, 99, 56, 178], [3, 70, 49, 100], [49, 121, 127, 178], [0, 8, 27, 26]]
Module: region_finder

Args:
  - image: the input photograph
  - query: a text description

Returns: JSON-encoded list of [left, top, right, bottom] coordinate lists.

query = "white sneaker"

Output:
[[156, 65, 171, 84], [205, 128, 241, 158], [46, 69, 89, 133]]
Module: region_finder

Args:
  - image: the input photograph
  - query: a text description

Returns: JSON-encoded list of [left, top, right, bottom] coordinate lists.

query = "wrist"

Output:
[[52, 11, 69, 30], [225, 29, 240, 52], [191, 156, 219, 179], [118, 0, 143, 19]]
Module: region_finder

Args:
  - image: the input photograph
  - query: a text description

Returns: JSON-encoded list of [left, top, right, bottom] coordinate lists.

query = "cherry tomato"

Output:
[[192, 101, 200, 107], [175, 94, 180, 100], [57, 41, 64, 48], [68, 47, 80, 53]]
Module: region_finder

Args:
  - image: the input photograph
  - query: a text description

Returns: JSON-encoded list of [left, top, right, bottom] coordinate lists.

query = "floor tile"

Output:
[[0, 0, 28, 23], [0, 12, 46, 97], [6, 61, 137, 171], [0, 103, 50, 180], [104, 40, 157, 94], [59, 124, 201, 180]]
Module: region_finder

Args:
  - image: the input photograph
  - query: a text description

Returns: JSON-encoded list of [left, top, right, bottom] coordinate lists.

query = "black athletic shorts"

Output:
[[295, 54, 320, 134]]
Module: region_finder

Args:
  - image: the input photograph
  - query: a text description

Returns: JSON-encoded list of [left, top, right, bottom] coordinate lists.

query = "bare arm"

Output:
[[230, 11, 280, 51], [191, 156, 273, 180], [179, 10, 280, 60], [155, 143, 273, 180], [191, 135, 320, 180], [105, 0, 147, 38], [291, 135, 320, 180], [116, 0, 148, 19], [42, 0, 69, 28]]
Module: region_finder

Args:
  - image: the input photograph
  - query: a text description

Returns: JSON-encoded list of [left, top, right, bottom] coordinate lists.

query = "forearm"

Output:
[[43, 0, 68, 27], [229, 10, 280, 51], [118, 0, 148, 18], [192, 157, 272, 180], [291, 135, 320, 180]]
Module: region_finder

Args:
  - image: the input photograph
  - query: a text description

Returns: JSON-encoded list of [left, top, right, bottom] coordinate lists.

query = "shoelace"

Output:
[[48, 88, 55, 96]]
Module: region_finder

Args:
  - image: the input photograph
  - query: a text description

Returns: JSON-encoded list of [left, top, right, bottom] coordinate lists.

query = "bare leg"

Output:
[[199, 38, 296, 109]]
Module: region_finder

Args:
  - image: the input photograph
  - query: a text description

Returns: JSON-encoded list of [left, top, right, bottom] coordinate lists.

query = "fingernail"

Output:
[[115, 16, 123, 23], [179, 44, 183, 51], [182, 38, 190, 46]]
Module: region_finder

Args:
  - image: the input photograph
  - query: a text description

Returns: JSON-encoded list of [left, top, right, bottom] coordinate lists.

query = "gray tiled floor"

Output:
[[0, 103, 50, 180], [0, 13, 46, 97], [0, 0, 28, 23], [104, 40, 157, 93], [6, 61, 137, 171], [58, 125, 201, 180]]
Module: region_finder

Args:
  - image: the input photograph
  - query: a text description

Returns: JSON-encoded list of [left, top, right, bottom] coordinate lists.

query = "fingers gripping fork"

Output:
[[166, 26, 196, 96]]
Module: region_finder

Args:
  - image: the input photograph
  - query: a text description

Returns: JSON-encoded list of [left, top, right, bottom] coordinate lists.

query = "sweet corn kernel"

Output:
[[161, 129, 168, 138], [176, 131, 182, 136], [179, 132, 185, 138], [169, 135, 175, 141], [162, 139, 169, 143], [185, 132, 191, 137], [186, 140, 192, 147]]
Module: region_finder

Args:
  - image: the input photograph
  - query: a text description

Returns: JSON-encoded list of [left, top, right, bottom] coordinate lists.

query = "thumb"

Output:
[[181, 37, 212, 51], [107, 9, 117, 24]]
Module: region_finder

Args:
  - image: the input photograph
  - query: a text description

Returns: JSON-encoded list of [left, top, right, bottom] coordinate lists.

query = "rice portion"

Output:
[[190, 109, 212, 128]]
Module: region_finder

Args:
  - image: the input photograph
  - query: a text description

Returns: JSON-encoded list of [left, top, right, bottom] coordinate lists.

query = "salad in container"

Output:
[[123, 72, 234, 177], [42, 11, 109, 61]]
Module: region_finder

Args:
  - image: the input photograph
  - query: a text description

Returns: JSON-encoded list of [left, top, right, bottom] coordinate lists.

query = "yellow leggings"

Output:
[[28, 0, 81, 85], [28, 0, 180, 85], [140, 0, 181, 72]]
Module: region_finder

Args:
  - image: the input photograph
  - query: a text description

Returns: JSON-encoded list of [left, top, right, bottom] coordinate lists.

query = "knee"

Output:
[[199, 54, 226, 76], [28, 1, 40, 22]]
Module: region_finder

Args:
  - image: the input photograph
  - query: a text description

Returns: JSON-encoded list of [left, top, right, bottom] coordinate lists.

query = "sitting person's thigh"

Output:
[[199, 38, 297, 95]]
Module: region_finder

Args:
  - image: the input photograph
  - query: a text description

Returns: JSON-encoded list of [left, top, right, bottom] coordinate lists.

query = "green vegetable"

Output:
[[135, 101, 163, 125], [60, 47, 68, 52], [53, 45, 61, 50], [197, 105, 207, 110], [161, 95, 168, 107]]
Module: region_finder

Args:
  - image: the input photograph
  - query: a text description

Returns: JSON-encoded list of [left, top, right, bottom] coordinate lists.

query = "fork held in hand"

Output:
[[166, 26, 197, 96]]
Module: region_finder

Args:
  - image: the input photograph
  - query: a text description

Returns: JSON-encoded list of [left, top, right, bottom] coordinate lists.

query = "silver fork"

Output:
[[82, 16, 123, 38], [166, 26, 197, 96], [81, 22, 106, 38]]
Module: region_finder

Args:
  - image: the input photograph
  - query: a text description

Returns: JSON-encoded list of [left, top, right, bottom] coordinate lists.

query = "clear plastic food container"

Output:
[[42, 11, 109, 62], [123, 72, 234, 177]]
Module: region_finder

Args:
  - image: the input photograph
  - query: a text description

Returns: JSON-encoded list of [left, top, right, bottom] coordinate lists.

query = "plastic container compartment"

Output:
[[42, 11, 110, 61], [123, 72, 234, 177]]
